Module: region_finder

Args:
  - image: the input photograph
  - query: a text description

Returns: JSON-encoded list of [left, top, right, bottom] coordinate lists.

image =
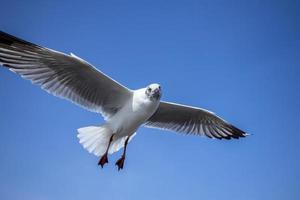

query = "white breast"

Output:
[[107, 88, 160, 138]]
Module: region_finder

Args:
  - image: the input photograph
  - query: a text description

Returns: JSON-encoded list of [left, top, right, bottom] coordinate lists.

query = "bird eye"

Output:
[[147, 88, 151, 92]]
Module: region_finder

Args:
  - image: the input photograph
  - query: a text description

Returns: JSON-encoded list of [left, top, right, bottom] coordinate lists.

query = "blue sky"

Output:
[[0, 0, 299, 199]]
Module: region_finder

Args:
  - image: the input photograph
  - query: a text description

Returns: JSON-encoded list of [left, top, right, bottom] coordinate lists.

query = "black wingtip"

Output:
[[0, 30, 39, 48], [228, 125, 247, 139], [0, 31, 14, 45]]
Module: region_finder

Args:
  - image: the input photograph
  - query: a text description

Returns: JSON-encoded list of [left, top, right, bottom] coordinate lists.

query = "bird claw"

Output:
[[115, 156, 125, 171], [98, 153, 108, 168]]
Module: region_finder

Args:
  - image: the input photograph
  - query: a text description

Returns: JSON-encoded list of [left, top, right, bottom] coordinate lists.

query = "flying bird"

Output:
[[0, 31, 247, 170]]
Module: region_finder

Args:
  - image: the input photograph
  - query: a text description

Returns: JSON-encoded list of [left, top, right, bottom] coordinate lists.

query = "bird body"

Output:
[[0, 31, 247, 170], [108, 86, 160, 138], [77, 85, 161, 163]]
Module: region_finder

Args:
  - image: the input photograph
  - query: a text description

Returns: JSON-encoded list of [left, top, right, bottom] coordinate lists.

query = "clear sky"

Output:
[[0, 0, 299, 199]]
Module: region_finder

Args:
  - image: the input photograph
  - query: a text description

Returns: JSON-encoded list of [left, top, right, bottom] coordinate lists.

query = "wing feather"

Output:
[[0, 31, 132, 119], [145, 101, 247, 139]]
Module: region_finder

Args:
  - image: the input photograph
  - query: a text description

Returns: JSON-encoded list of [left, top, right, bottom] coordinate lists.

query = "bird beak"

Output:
[[154, 88, 159, 93]]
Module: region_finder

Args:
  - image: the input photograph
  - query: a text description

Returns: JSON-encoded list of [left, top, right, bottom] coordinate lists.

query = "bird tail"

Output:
[[77, 124, 135, 156]]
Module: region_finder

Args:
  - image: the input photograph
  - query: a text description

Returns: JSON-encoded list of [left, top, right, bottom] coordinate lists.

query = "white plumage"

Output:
[[0, 31, 247, 170]]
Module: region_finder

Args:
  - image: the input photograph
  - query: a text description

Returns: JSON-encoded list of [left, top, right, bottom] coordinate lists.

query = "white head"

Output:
[[145, 83, 162, 101]]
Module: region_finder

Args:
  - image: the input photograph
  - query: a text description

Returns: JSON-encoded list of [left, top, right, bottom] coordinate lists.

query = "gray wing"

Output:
[[0, 31, 132, 119], [145, 101, 247, 139]]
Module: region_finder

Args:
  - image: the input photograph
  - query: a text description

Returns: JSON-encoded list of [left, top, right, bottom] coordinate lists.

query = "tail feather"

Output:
[[77, 125, 136, 156], [77, 125, 112, 156]]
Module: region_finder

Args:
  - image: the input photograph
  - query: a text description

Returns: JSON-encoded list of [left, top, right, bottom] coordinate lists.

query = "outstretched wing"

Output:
[[0, 31, 132, 119], [145, 101, 247, 139]]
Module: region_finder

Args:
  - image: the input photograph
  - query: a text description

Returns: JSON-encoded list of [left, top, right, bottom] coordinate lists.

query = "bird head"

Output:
[[145, 83, 162, 101]]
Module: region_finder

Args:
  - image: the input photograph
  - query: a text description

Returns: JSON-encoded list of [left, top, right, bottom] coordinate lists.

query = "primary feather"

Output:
[[0, 31, 132, 119], [145, 101, 247, 139]]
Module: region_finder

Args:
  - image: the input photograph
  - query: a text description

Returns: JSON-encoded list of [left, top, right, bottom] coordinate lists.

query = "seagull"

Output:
[[0, 31, 247, 170]]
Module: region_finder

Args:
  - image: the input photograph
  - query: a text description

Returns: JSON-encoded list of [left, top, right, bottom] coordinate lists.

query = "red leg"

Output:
[[98, 134, 114, 168], [115, 136, 130, 171]]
